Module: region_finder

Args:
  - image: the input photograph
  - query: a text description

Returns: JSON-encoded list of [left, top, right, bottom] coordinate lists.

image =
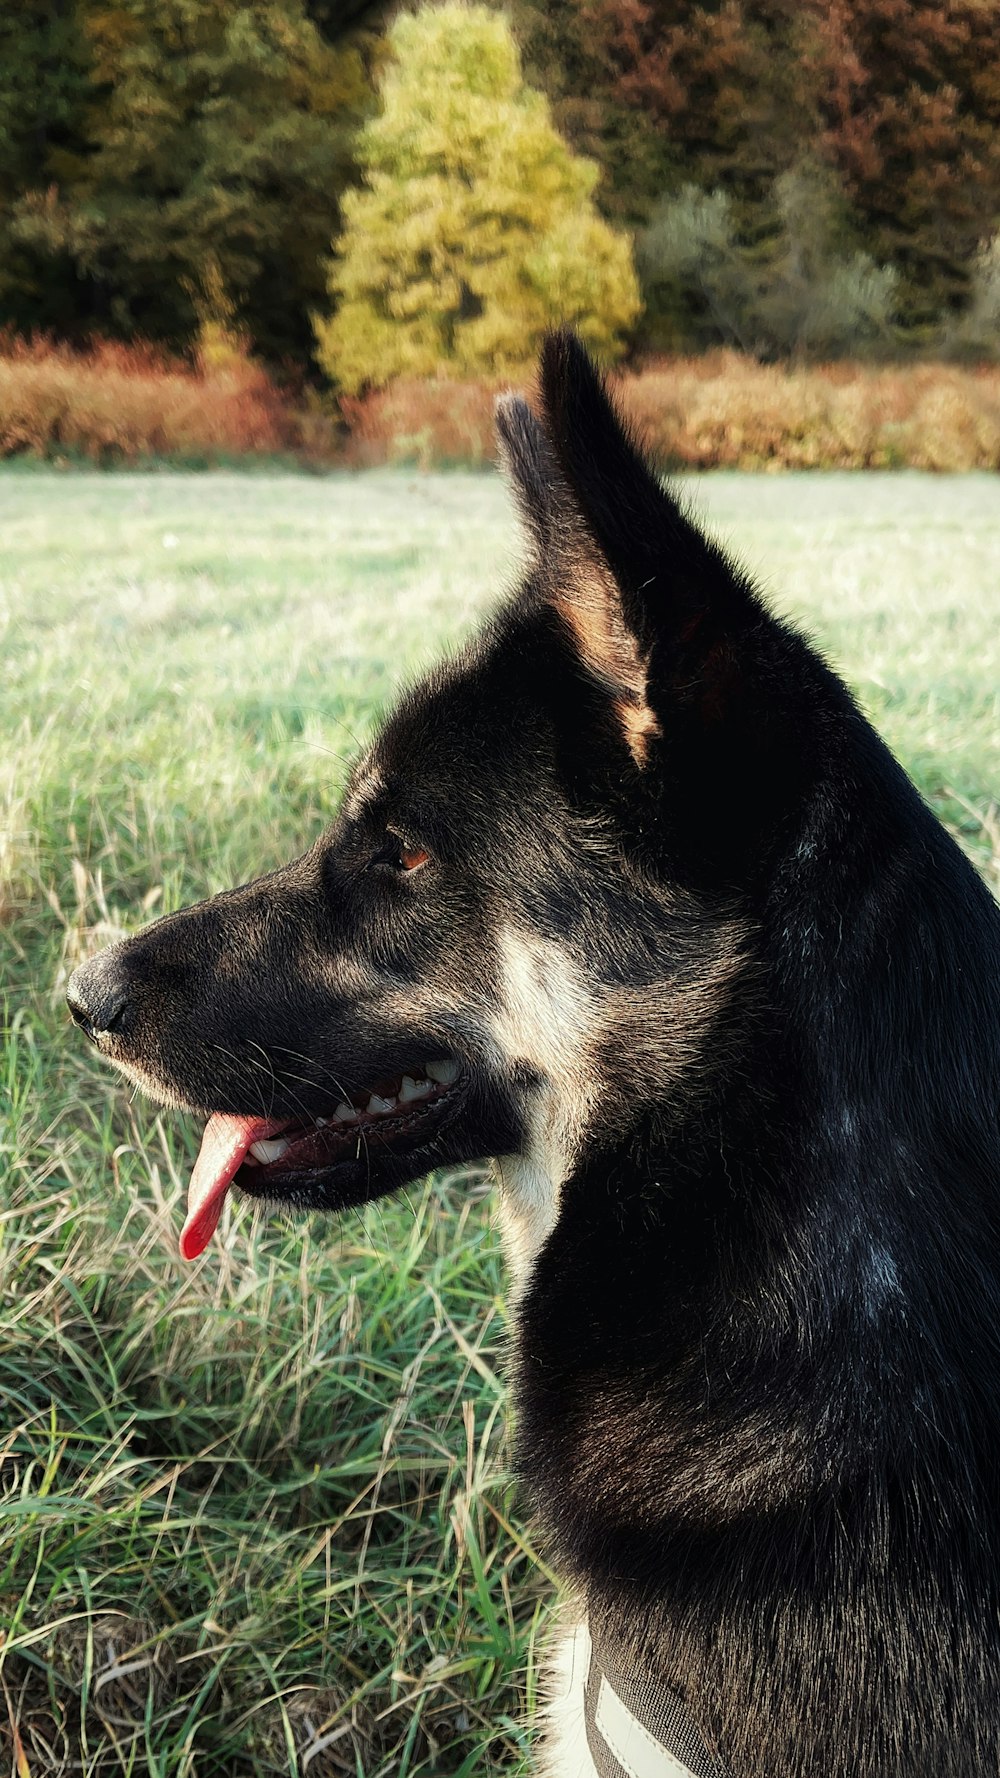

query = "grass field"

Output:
[[2, 467, 999, 1777]]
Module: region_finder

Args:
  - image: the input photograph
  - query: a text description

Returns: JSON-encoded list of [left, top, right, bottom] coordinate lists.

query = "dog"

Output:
[[68, 333, 1000, 1776]]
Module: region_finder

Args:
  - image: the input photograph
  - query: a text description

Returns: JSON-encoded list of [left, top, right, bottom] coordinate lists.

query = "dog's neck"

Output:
[[505, 823, 1000, 1775]]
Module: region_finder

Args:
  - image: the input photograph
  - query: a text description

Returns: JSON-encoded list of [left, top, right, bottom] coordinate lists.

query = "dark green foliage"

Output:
[[3, 1, 379, 362], [0, 3, 94, 336], [639, 161, 898, 357]]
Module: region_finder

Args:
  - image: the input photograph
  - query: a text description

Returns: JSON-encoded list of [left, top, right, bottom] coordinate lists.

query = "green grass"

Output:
[[2, 468, 998, 1776]]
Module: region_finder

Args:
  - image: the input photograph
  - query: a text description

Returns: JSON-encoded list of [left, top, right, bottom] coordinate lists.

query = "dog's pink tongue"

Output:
[[181, 1113, 279, 1261]]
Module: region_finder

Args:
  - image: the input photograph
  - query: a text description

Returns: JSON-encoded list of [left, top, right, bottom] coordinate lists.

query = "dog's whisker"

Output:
[[245, 1041, 278, 1120], [206, 1040, 276, 1121], [268, 1045, 358, 1105]]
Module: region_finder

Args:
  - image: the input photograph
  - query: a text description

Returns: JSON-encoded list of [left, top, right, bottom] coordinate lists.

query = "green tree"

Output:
[[0, 3, 93, 337], [314, 2, 640, 391], [639, 161, 898, 357], [947, 232, 1000, 359], [8, 1, 374, 361]]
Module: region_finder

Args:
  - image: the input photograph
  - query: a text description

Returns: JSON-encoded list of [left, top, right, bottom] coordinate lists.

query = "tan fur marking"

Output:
[[554, 589, 620, 677], [614, 695, 662, 767], [490, 914, 748, 1291], [553, 581, 659, 769]]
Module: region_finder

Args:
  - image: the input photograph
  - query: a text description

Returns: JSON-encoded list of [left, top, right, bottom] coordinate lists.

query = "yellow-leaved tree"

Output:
[[314, 2, 641, 390]]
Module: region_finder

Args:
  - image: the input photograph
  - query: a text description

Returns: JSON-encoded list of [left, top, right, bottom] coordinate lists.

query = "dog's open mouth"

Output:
[[180, 1059, 462, 1260]]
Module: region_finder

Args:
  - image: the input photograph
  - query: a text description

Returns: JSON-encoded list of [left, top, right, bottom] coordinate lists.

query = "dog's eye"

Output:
[[396, 842, 430, 873], [374, 834, 430, 874]]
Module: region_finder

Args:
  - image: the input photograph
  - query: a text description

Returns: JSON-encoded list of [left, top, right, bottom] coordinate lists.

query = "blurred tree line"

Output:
[[514, 0, 1000, 355], [0, 0, 382, 363], [2, 0, 999, 374]]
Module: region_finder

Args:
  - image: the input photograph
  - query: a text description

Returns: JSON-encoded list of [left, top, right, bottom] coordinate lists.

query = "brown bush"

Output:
[[0, 334, 337, 465], [340, 377, 503, 469], [5, 337, 1000, 471], [345, 355, 1000, 472]]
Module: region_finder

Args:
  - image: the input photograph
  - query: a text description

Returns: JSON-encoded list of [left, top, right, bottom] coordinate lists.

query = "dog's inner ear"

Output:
[[496, 391, 658, 768], [551, 552, 660, 768]]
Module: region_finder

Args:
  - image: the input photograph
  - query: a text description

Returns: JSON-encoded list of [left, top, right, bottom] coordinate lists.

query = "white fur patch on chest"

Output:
[[539, 1616, 601, 1778], [489, 925, 603, 1286]]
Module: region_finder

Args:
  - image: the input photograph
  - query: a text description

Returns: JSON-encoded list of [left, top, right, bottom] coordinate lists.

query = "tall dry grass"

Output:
[[340, 379, 505, 470], [0, 335, 335, 465]]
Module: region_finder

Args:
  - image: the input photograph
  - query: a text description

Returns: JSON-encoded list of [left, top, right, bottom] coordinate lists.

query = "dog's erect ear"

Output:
[[535, 332, 761, 765], [494, 393, 564, 560], [496, 384, 660, 767], [538, 331, 752, 626]]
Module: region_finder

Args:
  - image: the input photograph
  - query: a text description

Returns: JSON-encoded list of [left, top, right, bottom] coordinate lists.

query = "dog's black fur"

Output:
[[70, 335, 1000, 1774]]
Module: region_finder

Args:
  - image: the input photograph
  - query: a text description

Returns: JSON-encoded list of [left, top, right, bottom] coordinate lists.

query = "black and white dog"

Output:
[[69, 335, 1000, 1776]]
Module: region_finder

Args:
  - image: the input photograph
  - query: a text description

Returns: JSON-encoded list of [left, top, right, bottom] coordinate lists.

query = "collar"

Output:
[[584, 1617, 730, 1778]]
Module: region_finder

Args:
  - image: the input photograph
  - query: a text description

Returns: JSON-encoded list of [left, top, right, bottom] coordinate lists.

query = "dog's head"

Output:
[[68, 334, 845, 1261]]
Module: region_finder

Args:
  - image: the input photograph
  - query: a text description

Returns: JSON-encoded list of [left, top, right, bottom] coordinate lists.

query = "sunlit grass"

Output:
[[1, 467, 997, 1774]]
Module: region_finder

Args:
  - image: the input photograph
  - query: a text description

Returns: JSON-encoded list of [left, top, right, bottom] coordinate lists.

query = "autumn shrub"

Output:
[[346, 356, 1000, 472], [4, 337, 998, 472], [0, 334, 335, 464], [625, 358, 1000, 471], [340, 378, 504, 468]]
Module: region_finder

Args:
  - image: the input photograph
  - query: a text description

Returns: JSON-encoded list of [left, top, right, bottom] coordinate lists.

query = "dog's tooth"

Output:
[[399, 1074, 432, 1104], [315, 1117, 328, 1127], [366, 1093, 396, 1115], [334, 1101, 358, 1123], [425, 1059, 460, 1085], [249, 1136, 292, 1163]]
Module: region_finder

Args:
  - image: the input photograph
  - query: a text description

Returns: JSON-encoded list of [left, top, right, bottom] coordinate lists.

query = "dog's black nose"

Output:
[[67, 954, 130, 1040]]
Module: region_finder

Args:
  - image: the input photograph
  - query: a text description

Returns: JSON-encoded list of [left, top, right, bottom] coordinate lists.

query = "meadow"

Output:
[[1, 466, 999, 1776]]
